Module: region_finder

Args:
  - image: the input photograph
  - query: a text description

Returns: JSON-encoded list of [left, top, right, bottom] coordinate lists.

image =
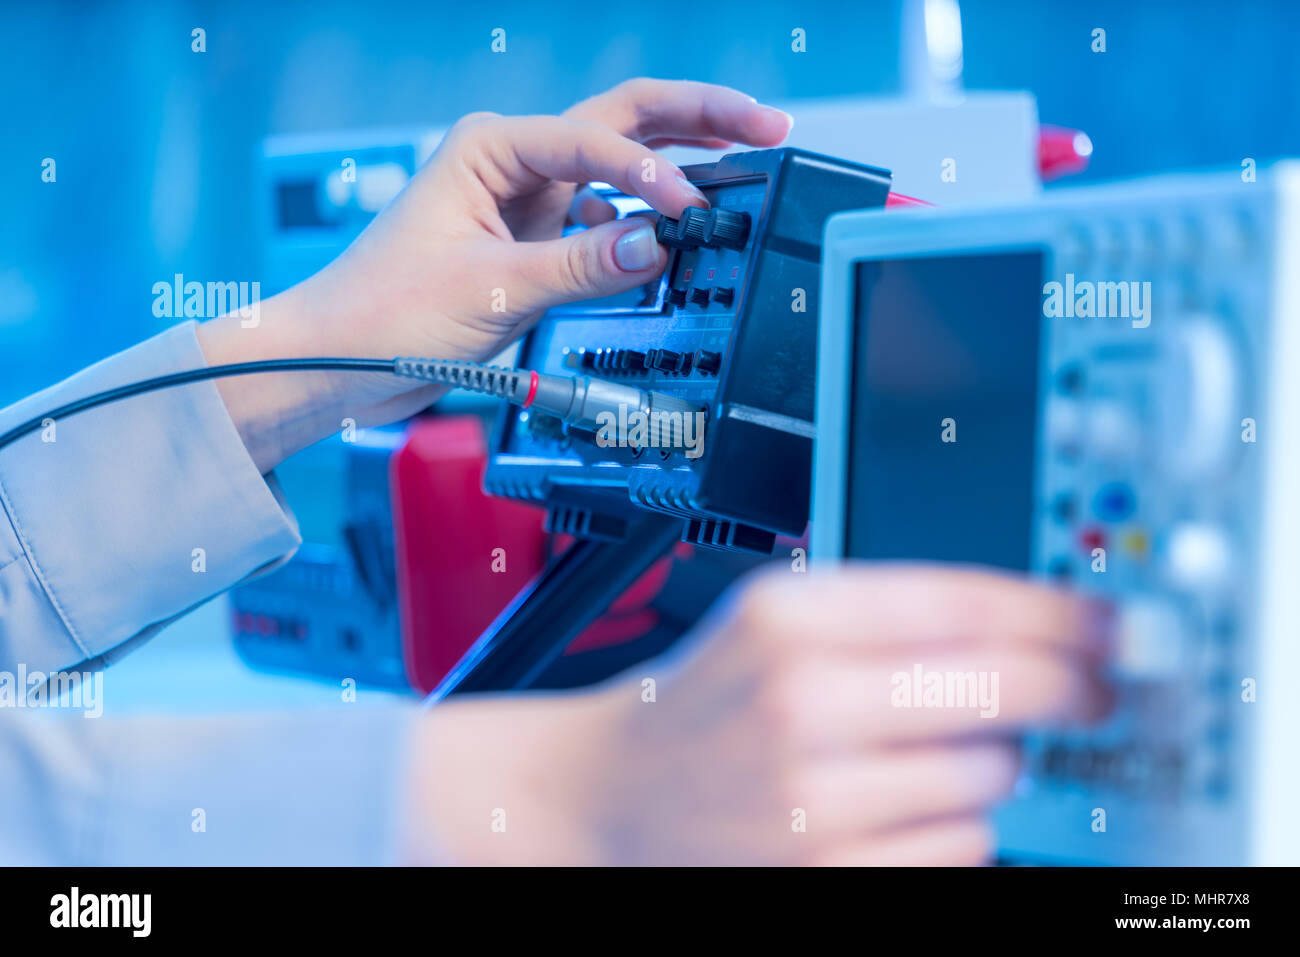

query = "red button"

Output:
[[1079, 527, 1106, 552]]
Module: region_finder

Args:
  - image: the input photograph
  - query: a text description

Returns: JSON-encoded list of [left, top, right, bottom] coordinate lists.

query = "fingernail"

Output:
[[614, 223, 660, 272], [675, 170, 708, 203], [768, 107, 794, 131]]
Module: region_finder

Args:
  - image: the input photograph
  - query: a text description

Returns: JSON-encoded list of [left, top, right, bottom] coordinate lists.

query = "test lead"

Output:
[[393, 358, 704, 439], [0, 356, 706, 454]]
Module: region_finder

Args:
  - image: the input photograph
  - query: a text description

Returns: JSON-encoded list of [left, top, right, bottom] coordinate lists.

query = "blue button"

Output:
[[1093, 482, 1136, 521]]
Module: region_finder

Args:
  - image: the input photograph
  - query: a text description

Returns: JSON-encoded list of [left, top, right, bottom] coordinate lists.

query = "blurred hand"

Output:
[[407, 564, 1115, 866], [198, 79, 792, 471]]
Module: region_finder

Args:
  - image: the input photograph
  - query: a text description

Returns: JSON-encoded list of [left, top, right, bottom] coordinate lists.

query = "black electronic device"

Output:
[[484, 148, 893, 554], [425, 148, 891, 698]]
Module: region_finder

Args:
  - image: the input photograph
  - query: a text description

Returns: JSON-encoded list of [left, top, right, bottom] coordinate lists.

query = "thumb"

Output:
[[509, 218, 669, 315]]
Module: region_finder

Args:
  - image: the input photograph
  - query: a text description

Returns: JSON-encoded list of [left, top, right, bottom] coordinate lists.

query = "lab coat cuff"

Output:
[[0, 320, 301, 672]]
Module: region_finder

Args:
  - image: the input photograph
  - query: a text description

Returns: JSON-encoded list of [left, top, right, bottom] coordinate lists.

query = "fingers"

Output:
[[568, 187, 619, 227], [761, 652, 1113, 751], [434, 83, 794, 320], [733, 563, 1115, 662], [811, 817, 996, 866], [565, 77, 792, 148], [792, 742, 1020, 837], [507, 218, 667, 313], [456, 113, 707, 219], [642, 136, 736, 151]]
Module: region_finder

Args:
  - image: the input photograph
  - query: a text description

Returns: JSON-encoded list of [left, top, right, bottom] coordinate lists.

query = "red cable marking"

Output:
[[522, 370, 539, 408]]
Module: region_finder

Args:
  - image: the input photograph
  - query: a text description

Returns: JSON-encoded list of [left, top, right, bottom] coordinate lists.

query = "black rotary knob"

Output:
[[705, 209, 750, 250], [655, 207, 710, 249]]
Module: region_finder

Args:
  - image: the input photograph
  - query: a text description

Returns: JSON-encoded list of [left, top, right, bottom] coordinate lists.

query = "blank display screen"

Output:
[[845, 252, 1044, 569]]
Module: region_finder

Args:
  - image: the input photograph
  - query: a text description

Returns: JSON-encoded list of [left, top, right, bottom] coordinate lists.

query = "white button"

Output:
[[1116, 599, 1185, 680], [1165, 523, 1232, 589], [1086, 399, 1141, 459]]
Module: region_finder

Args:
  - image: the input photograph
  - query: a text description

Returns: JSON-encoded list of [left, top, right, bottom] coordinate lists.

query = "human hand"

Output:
[[198, 79, 792, 471], [406, 564, 1114, 865]]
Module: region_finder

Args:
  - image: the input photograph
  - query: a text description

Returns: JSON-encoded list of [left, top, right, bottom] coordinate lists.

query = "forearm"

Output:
[[0, 322, 302, 673], [195, 283, 447, 474]]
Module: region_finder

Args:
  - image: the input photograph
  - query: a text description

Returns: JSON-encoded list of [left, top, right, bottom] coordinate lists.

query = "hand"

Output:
[[197, 79, 792, 471], [405, 565, 1115, 865]]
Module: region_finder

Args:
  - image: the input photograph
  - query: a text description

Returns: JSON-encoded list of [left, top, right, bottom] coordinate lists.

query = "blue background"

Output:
[[2, 0, 1296, 405]]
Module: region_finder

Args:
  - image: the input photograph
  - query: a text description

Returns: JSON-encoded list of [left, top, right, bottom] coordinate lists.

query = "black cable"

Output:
[[0, 353, 704, 455], [0, 358, 398, 453]]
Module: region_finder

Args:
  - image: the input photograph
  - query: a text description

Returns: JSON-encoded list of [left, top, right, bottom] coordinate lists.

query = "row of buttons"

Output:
[[1050, 481, 1232, 586], [668, 285, 735, 309], [1055, 207, 1257, 269], [573, 347, 723, 377]]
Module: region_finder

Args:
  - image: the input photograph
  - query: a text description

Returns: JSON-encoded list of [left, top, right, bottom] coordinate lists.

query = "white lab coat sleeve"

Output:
[[0, 320, 302, 674], [0, 705, 421, 865]]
